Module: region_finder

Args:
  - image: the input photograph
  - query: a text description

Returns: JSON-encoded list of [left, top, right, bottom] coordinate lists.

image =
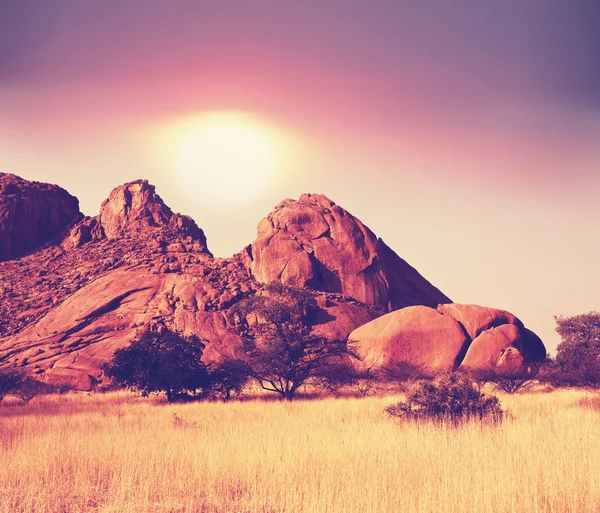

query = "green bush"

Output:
[[384, 373, 503, 423]]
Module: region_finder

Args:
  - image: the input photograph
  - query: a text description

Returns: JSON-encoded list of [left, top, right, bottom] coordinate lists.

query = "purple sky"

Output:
[[1, 1, 599, 352]]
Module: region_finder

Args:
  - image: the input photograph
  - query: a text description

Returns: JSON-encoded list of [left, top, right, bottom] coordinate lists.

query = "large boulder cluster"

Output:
[[349, 304, 546, 373]]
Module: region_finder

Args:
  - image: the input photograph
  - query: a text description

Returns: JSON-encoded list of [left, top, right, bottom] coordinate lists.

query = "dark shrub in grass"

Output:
[[384, 373, 503, 423]]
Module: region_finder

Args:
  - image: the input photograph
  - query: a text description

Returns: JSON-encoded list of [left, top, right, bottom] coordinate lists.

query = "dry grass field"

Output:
[[1, 389, 599, 513]]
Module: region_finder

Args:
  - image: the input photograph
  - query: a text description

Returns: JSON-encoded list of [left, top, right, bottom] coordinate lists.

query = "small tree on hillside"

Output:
[[228, 283, 357, 401], [13, 378, 48, 404], [102, 329, 210, 402], [554, 312, 600, 387]]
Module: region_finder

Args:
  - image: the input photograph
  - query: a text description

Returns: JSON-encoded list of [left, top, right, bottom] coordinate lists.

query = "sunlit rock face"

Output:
[[2, 178, 452, 390], [0, 173, 82, 261], [248, 193, 451, 311], [349, 304, 546, 373]]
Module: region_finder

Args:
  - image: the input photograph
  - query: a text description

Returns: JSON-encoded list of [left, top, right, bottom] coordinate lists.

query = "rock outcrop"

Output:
[[0, 176, 547, 389], [247, 193, 450, 311], [0, 173, 82, 261], [436, 304, 522, 340], [348, 306, 470, 372], [349, 304, 546, 372], [63, 180, 211, 254]]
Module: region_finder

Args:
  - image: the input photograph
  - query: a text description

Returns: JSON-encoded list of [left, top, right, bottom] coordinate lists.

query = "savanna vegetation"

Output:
[[1, 389, 600, 512], [1, 310, 599, 511]]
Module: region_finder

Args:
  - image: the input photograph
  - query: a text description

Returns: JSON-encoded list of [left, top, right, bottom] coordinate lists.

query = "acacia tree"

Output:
[[229, 283, 356, 401], [13, 378, 48, 404], [102, 329, 210, 402], [554, 312, 600, 387]]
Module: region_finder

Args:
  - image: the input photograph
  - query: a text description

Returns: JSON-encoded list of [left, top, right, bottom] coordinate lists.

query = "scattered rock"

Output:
[[436, 303, 523, 340], [459, 324, 524, 370]]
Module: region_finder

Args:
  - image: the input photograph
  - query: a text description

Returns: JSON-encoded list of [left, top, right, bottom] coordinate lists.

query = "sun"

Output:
[[168, 111, 283, 211]]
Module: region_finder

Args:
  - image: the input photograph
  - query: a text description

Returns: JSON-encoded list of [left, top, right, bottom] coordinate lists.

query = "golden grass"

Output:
[[1, 389, 599, 512]]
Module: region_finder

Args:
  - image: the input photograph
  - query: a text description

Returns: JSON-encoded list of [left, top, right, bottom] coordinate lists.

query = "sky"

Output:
[[1, 1, 599, 353]]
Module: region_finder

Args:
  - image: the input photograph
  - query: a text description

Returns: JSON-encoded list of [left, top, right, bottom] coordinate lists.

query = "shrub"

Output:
[[314, 361, 358, 396], [384, 373, 503, 423], [382, 361, 433, 392], [315, 363, 378, 397], [352, 367, 378, 397]]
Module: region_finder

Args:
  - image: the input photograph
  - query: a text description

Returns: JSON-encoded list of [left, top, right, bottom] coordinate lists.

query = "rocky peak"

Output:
[[248, 193, 450, 311], [0, 173, 83, 261], [99, 180, 172, 238], [63, 179, 211, 255]]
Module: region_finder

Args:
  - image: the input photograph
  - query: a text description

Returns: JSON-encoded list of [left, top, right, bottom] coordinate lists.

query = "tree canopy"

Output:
[[102, 329, 210, 402]]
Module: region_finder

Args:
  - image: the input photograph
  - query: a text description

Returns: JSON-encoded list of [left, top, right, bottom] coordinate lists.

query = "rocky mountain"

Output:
[[0, 174, 545, 390], [0, 175, 447, 389]]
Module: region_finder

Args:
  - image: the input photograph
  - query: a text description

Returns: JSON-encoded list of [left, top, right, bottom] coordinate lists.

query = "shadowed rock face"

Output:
[[248, 193, 451, 311], [349, 304, 546, 373], [0, 173, 83, 261]]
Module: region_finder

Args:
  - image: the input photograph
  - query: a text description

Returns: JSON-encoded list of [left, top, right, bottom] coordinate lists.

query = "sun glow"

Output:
[[164, 111, 286, 211]]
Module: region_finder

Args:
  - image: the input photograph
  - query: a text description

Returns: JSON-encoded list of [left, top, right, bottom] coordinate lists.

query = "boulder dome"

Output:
[[247, 193, 450, 311]]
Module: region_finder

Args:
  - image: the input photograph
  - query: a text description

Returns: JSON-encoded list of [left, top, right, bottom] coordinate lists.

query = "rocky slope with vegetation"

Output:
[[0, 173, 545, 389]]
